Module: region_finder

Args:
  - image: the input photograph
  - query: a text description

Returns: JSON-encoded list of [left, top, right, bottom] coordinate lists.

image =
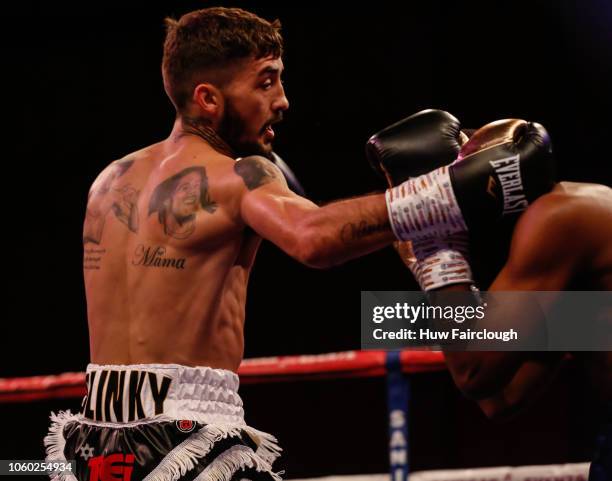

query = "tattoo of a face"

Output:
[[179, 116, 234, 157], [234, 156, 281, 191], [148, 166, 217, 240], [340, 220, 390, 244], [83, 158, 140, 245]]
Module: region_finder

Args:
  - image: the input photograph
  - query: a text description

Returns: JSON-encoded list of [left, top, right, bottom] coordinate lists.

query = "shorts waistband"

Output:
[[80, 363, 245, 425]]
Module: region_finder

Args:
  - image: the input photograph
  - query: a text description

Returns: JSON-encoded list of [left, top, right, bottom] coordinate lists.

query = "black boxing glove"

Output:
[[451, 119, 555, 233], [366, 109, 474, 290], [366, 109, 469, 185], [385, 118, 555, 242]]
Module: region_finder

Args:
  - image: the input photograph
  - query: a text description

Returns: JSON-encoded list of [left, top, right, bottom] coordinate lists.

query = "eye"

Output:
[[261, 79, 273, 90]]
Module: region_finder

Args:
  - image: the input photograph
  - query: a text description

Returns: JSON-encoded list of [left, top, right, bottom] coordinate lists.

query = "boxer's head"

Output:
[[162, 7, 288, 157]]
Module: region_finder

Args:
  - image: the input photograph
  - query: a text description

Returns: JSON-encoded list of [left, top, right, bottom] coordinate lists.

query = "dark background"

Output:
[[5, 0, 612, 476]]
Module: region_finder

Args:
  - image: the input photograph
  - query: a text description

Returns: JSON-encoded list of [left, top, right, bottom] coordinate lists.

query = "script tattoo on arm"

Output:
[[148, 166, 217, 240], [234, 156, 285, 191], [83, 158, 139, 245], [340, 220, 391, 244]]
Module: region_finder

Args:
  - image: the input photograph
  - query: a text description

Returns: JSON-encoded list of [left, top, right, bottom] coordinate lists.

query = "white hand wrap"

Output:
[[407, 234, 473, 291], [385, 166, 468, 241]]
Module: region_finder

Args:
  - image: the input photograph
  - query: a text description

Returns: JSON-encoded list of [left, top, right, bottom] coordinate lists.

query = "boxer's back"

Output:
[[83, 137, 256, 371], [520, 182, 612, 400], [545, 181, 612, 291], [503, 181, 612, 291]]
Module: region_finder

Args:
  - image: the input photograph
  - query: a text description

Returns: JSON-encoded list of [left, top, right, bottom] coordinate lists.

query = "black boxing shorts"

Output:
[[44, 364, 282, 481]]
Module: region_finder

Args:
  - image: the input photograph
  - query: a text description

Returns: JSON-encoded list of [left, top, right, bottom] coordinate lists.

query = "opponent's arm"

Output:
[[444, 196, 580, 400], [237, 155, 395, 268], [475, 353, 565, 420]]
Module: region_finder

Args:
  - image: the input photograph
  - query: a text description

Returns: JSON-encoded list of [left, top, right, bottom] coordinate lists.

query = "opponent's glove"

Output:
[[381, 118, 555, 241]]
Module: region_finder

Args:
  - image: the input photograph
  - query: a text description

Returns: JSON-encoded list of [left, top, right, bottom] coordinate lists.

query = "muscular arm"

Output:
[[237, 156, 396, 268], [476, 354, 565, 420], [444, 196, 580, 402]]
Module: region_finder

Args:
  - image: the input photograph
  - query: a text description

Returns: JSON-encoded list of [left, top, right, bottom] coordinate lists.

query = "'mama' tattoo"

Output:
[[132, 245, 186, 269], [83, 158, 140, 245], [148, 166, 217, 240], [340, 220, 390, 244], [234, 156, 280, 191]]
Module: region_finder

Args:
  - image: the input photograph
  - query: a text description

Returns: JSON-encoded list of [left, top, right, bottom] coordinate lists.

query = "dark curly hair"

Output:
[[162, 7, 283, 112]]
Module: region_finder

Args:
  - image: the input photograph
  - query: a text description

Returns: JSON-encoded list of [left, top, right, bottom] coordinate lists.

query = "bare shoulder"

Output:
[[519, 182, 612, 234], [89, 144, 162, 192], [233, 155, 287, 191], [89, 156, 137, 195], [510, 181, 612, 265]]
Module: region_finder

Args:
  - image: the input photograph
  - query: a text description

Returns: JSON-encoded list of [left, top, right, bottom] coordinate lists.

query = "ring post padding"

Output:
[[386, 351, 410, 481]]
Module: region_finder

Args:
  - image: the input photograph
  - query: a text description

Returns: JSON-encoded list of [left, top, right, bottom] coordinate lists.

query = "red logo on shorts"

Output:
[[176, 419, 196, 433], [88, 453, 134, 481]]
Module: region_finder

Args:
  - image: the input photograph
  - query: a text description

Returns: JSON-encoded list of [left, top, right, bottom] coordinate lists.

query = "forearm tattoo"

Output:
[[340, 219, 390, 244]]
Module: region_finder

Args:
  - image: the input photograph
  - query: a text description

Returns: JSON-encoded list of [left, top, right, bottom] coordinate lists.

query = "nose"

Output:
[[273, 85, 289, 112]]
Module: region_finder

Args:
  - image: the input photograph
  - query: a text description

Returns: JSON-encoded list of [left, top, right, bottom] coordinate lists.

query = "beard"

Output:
[[217, 99, 273, 159]]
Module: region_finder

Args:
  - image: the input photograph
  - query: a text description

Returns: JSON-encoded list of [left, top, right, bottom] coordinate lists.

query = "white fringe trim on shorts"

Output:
[[44, 411, 80, 481], [44, 410, 282, 481]]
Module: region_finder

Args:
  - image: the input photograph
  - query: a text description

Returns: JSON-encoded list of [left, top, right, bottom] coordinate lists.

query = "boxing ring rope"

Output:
[[0, 350, 439, 479], [0, 350, 444, 401], [0, 350, 590, 480]]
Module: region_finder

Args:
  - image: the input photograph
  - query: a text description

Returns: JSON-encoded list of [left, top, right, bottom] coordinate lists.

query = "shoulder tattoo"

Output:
[[234, 156, 284, 191]]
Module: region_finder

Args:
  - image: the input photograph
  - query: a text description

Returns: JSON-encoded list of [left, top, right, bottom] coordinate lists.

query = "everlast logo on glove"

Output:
[[81, 369, 172, 422], [488, 154, 528, 215]]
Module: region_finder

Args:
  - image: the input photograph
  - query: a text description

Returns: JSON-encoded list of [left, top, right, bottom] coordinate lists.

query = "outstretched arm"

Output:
[[237, 156, 396, 268]]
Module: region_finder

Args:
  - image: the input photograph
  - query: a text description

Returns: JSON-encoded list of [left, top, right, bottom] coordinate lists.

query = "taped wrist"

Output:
[[385, 166, 467, 241], [409, 236, 473, 291]]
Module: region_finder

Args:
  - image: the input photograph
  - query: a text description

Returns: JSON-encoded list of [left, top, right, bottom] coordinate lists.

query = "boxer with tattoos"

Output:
[[45, 8, 553, 481]]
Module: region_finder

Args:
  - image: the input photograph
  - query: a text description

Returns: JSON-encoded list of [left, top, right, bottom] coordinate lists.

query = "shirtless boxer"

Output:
[[44, 8, 554, 481], [368, 113, 612, 481]]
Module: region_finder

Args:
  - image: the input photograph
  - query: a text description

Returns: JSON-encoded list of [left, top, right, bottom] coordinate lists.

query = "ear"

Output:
[[193, 83, 224, 118]]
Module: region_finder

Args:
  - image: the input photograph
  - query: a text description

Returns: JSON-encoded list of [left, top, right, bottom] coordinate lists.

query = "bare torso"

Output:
[[551, 182, 612, 291], [495, 181, 612, 290], [556, 182, 612, 401], [83, 135, 258, 371]]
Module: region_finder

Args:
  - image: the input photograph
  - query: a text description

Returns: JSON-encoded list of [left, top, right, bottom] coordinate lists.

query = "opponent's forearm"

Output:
[[436, 285, 525, 399], [438, 283, 552, 399], [298, 193, 396, 268], [477, 354, 564, 421]]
